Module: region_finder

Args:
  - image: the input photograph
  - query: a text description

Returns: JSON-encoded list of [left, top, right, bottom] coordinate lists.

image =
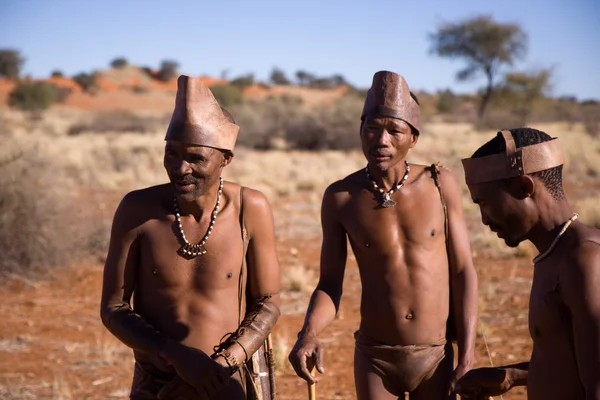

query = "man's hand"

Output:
[[288, 334, 325, 384], [160, 340, 229, 399], [448, 361, 474, 396], [455, 367, 513, 399]]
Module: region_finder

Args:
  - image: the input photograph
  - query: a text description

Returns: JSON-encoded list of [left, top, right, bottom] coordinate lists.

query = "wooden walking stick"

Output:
[[307, 364, 316, 400]]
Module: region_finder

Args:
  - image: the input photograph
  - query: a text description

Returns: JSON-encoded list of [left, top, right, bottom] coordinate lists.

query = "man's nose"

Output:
[[174, 159, 192, 175], [375, 130, 391, 146]]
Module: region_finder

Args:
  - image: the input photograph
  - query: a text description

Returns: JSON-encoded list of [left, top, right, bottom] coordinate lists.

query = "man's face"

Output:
[[360, 116, 418, 171], [163, 140, 228, 202], [468, 179, 534, 247]]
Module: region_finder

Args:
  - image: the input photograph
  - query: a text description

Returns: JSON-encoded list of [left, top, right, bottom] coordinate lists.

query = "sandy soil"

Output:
[[0, 191, 533, 400]]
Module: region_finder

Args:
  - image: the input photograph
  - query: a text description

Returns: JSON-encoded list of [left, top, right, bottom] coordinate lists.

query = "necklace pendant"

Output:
[[381, 193, 396, 208], [381, 199, 397, 208]]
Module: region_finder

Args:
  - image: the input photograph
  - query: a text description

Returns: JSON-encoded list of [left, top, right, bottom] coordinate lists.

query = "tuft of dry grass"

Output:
[[283, 264, 314, 292], [271, 334, 292, 376], [52, 375, 72, 400]]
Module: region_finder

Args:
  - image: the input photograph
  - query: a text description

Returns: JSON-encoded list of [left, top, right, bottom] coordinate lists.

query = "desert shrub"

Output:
[[581, 101, 600, 138], [286, 95, 362, 150], [230, 95, 304, 149], [270, 68, 291, 85], [156, 60, 179, 82], [110, 57, 128, 69], [0, 149, 108, 276], [73, 72, 99, 93], [209, 84, 244, 108], [51, 70, 64, 77], [68, 110, 169, 135], [475, 106, 521, 131], [230, 74, 255, 89], [0, 49, 24, 79], [51, 85, 72, 103], [8, 81, 56, 111], [437, 89, 457, 113]]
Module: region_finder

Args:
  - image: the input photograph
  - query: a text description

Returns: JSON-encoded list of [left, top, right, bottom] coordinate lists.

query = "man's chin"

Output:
[[504, 238, 521, 248]]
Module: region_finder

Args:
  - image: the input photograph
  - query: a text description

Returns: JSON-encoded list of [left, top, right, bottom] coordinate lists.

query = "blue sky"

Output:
[[1, 0, 598, 99]]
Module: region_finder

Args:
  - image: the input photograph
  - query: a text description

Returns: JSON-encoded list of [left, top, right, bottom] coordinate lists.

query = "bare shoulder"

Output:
[[561, 225, 600, 291], [239, 185, 271, 209], [572, 226, 600, 269], [116, 184, 169, 219], [323, 170, 363, 203], [411, 163, 461, 195], [238, 185, 274, 225]]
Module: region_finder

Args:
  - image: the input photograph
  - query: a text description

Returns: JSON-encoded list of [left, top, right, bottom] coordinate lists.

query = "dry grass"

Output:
[[283, 263, 315, 292], [577, 195, 600, 229], [271, 334, 292, 376], [51, 375, 72, 400], [2, 109, 598, 280]]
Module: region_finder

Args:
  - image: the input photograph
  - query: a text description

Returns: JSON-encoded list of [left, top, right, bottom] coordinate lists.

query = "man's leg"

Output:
[[409, 343, 455, 400], [354, 345, 402, 400]]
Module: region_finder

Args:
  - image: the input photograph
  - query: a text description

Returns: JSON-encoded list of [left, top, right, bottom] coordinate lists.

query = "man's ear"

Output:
[[510, 175, 536, 200], [409, 132, 419, 149], [221, 151, 233, 167]]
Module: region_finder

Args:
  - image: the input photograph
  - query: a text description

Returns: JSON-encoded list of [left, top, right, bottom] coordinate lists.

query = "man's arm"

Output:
[[99, 191, 167, 356], [455, 362, 529, 398], [562, 241, 600, 400], [212, 188, 281, 369], [289, 183, 348, 383], [440, 169, 479, 372]]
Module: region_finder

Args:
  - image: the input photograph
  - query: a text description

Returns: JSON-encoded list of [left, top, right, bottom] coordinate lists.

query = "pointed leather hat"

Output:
[[165, 75, 239, 153], [361, 71, 420, 134]]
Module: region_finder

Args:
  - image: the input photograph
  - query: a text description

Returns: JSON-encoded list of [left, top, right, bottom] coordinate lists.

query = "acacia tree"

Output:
[[429, 15, 528, 118]]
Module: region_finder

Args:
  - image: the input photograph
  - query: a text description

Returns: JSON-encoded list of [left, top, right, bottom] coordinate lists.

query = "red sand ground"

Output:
[[0, 192, 532, 400]]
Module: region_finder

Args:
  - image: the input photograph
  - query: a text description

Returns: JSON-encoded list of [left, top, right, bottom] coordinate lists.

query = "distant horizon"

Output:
[[1, 0, 598, 100]]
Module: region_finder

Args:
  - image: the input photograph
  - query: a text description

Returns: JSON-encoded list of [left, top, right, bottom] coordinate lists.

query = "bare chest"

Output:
[[138, 214, 245, 290], [341, 187, 446, 251], [528, 265, 571, 344]]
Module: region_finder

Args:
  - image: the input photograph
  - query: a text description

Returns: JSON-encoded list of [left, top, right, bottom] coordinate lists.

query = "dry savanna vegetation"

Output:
[[0, 48, 599, 399], [1, 98, 599, 399]]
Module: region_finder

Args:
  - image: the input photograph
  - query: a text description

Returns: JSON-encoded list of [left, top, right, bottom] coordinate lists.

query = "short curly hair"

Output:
[[471, 127, 565, 200]]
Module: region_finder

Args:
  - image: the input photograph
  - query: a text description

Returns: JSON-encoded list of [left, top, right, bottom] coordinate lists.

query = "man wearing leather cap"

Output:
[[289, 70, 479, 399], [100, 75, 281, 399], [456, 128, 600, 400]]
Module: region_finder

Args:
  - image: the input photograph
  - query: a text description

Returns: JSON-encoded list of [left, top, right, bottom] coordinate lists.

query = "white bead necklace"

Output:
[[365, 161, 410, 208], [174, 177, 223, 257], [533, 213, 578, 264]]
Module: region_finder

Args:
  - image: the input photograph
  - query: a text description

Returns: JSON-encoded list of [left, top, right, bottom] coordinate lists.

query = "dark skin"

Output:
[[288, 116, 479, 399], [457, 174, 600, 400], [100, 140, 280, 399]]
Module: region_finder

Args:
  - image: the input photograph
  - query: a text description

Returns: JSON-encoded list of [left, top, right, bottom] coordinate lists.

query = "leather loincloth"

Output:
[[354, 330, 447, 395]]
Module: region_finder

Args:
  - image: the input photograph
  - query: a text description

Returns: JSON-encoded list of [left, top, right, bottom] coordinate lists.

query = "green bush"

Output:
[[73, 72, 99, 93], [210, 84, 244, 107], [8, 81, 56, 111], [0, 49, 24, 79], [230, 74, 255, 89], [437, 89, 457, 113], [110, 57, 128, 69], [156, 60, 179, 82]]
